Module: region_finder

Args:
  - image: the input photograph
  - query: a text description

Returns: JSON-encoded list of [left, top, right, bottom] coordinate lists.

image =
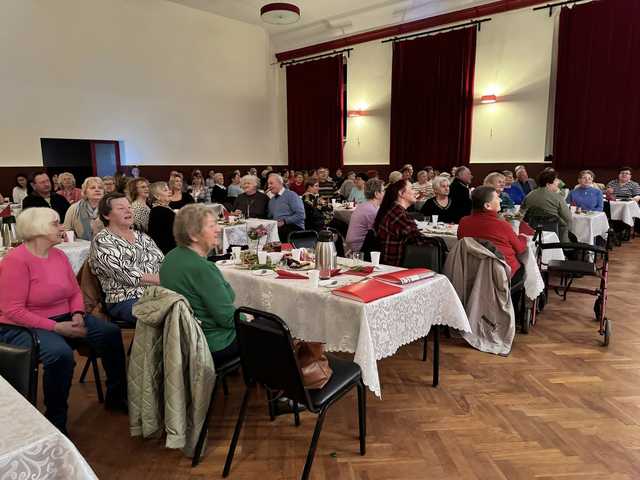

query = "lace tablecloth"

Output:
[[570, 212, 609, 245], [332, 206, 355, 224], [220, 219, 279, 253], [609, 200, 640, 227], [0, 376, 98, 479], [219, 264, 470, 397], [54, 239, 91, 274]]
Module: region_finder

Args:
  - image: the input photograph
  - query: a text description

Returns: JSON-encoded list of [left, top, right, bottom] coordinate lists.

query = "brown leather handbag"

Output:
[[293, 340, 333, 389]]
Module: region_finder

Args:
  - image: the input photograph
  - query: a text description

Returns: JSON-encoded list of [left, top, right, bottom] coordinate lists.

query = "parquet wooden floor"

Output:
[[63, 239, 640, 479]]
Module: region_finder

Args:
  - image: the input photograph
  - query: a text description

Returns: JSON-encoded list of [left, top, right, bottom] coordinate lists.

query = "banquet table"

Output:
[[332, 205, 355, 224], [219, 261, 471, 397], [608, 200, 640, 227], [0, 375, 98, 479], [219, 218, 279, 253], [54, 239, 91, 274], [570, 211, 609, 245]]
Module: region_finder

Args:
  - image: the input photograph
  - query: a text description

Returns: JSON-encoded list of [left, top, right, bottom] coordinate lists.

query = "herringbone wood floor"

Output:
[[65, 239, 640, 479]]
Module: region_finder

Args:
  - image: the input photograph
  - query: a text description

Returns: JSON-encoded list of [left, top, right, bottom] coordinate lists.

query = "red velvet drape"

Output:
[[389, 27, 476, 171], [286, 56, 344, 172], [553, 0, 640, 169]]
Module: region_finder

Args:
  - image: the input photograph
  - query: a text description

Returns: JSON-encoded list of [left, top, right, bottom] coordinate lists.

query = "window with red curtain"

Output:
[[553, 0, 640, 169], [286, 55, 344, 172], [389, 27, 476, 171]]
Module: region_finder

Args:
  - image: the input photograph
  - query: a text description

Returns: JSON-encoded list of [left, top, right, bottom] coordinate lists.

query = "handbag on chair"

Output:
[[293, 340, 333, 389]]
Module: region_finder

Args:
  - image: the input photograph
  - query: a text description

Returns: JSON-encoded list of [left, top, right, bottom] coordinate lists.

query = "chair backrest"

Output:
[[360, 229, 380, 262], [0, 327, 39, 405], [401, 237, 448, 273], [234, 307, 311, 408], [288, 230, 318, 250], [524, 215, 560, 242], [326, 227, 345, 257]]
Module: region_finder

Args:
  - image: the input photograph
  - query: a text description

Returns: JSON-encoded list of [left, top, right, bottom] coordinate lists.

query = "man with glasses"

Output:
[[607, 167, 640, 202]]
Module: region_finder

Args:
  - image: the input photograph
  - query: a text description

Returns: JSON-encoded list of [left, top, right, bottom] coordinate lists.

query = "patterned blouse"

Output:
[[131, 200, 150, 232], [90, 228, 164, 304]]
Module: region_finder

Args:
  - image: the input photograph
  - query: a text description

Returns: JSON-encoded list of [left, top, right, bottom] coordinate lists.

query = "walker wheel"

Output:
[[602, 319, 611, 347]]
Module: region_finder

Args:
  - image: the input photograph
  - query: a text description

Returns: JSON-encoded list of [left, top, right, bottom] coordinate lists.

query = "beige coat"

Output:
[[444, 237, 515, 355], [63, 200, 105, 240], [128, 286, 215, 457]]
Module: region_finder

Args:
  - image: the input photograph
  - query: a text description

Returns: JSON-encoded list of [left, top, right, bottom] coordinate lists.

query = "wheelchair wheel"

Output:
[[602, 319, 611, 346]]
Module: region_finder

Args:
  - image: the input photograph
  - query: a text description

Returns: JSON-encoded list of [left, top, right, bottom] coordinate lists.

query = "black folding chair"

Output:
[[0, 325, 39, 404], [360, 229, 380, 262], [326, 227, 345, 257], [223, 307, 366, 480], [288, 230, 318, 250], [537, 241, 610, 345]]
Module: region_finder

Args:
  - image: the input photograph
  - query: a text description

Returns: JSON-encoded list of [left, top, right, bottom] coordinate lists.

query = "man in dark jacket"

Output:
[[22, 171, 70, 220], [449, 166, 473, 223]]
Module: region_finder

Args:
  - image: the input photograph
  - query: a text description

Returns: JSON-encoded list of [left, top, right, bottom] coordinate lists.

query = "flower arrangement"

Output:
[[247, 224, 269, 254]]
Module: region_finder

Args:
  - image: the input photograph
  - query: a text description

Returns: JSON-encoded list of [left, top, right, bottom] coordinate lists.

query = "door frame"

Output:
[[89, 140, 121, 176]]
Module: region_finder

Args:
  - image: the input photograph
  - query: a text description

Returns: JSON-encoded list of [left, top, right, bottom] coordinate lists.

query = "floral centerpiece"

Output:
[[247, 224, 269, 254]]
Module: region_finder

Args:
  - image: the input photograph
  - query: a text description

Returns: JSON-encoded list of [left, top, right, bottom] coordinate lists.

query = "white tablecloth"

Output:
[[570, 212, 609, 245], [609, 200, 640, 227], [332, 206, 355, 224], [220, 219, 279, 253], [0, 376, 98, 479], [54, 239, 91, 274], [219, 263, 470, 397]]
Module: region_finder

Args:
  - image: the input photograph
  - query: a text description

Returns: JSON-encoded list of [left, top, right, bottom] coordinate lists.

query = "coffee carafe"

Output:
[[315, 230, 337, 280], [2, 216, 18, 248]]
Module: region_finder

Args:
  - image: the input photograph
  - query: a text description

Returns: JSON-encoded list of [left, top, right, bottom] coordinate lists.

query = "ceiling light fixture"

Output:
[[260, 3, 301, 25]]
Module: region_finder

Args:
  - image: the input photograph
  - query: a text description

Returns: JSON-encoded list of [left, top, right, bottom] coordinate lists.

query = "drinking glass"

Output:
[[351, 252, 364, 265]]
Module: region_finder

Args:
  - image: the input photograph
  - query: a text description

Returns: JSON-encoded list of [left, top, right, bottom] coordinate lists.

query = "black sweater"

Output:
[[232, 192, 269, 219], [148, 205, 176, 254], [22, 193, 70, 220]]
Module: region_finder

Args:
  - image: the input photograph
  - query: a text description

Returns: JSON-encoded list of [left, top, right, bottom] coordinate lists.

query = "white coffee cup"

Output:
[[267, 252, 284, 265], [291, 249, 302, 261], [331, 198, 337, 206], [228, 215, 236, 223], [308, 270, 320, 288], [570, 205, 577, 214], [232, 246, 242, 264], [370, 251, 381, 267], [257, 251, 268, 264], [65, 231, 75, 243], [432, 215, 439, 225]]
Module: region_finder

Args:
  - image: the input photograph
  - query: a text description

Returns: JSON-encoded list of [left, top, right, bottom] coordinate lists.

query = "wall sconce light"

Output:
[[348, 110, 365, 117], [480, 95, 497, 104]]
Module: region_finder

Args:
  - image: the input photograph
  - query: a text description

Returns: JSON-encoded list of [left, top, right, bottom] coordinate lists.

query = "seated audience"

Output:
[[0, 207, 127, 433], [348, 173, 369, 204], [515, 165, 537, 195], [449, 166, 473, 222], [421, 176, 459, 223], [22, 171, 70, 220], [168, 173, 194, 210], [289, 171, 306, 195], [91, 193, 164, 325], [337, 171, 356, 199], [375, 179, 428, 266], [484, 172, 514, 211], [401, 166, 413, 182], [159, 204, 238, 364], [227, 172, 243, 199], [56, 172, 83, 204], [188, 171, 210, 203], [387, 171, 403, 184], [317, 167, 336, 199], [63, 177, 105, 240], [423, 166, 436, 181], [521, 169, 572, 242], [607, 166, 640, 202], [102, 176, 116, 194], [51, 173, 61, 192], [267, 173, 305, 241], [210, 172, 228, 204], [334, 168, 345, 189], [12, 173, 30, 205], [346, 178, 385, 252], [502, 170, 525, 205], [567, 170, 603, 211], [458, 186, 527, 280], [147, 182, 177, 254], [127, 177, 151, 232], [232, 175, 269, 219], [413, 170, 434, 200], [206, 170, 216, 188], [302, 178, 333, 232]]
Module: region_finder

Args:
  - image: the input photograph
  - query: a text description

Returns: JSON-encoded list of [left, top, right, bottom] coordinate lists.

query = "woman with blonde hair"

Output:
[[483, 172, 514, 211], [56, 172, 83, 204], [148, 181, 177, 254], [188, 172, 210, 203], [63, 177, 105, 240], [168, 173, 194, 210], [127, 177, 151, 231]]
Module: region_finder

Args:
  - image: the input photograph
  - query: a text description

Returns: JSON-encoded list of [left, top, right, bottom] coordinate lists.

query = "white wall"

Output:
[[0, 0, 282, 167], [336, 6, 556, 166]]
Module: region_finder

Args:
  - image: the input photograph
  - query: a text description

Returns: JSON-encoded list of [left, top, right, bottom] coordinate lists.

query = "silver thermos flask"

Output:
[[2, 216, 18, 248], [315, 230, 337, 280]]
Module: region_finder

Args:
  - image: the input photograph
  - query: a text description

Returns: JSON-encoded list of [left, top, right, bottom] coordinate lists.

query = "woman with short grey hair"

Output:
[[420, 176, 459, 224], [231, 175, 269, 219]]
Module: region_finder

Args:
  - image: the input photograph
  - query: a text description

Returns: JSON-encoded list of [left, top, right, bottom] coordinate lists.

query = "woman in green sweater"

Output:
[[159, 203, 238, 364]]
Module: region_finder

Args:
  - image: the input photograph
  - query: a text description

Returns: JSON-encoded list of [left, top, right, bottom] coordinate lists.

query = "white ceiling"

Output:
[[168, 0, 501, 52]]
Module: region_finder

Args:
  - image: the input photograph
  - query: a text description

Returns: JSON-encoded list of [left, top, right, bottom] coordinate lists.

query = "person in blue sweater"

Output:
[[567, 170, 603, 211], [267, 173, 305, 241], [502, 170, 525, 205]]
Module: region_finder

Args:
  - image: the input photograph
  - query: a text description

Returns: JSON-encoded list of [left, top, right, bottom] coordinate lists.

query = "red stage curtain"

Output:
[[286, 56, 344, 172], [553, 0, 640, 169], [389, 27, 476, 171]]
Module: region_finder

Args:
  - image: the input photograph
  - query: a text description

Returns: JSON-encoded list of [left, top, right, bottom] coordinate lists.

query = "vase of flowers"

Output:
[[247, 224, 269, 254]]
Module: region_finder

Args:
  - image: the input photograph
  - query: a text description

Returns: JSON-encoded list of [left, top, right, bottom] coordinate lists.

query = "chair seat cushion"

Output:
[[308, 355, 361, 408], [547, 260, 596, 275]]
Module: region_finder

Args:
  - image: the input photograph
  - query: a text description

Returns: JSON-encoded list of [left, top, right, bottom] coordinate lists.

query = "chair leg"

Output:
[[301, 408, 328, 480], [293, 401, 300, 427], [91, 356, 104, 403], [265, 388, 275, 421], [422, 336, 428, 362], [79, 357, 91, 383], [357, 381, 366, 456], [192, 379, 219, 467], [222, 386, 253, 478], [222, 376, 230, 397], [432, 326, 440, 388]]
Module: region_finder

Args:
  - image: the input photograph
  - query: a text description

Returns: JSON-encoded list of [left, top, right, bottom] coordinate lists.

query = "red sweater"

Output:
[[457, 210, 528, 277]]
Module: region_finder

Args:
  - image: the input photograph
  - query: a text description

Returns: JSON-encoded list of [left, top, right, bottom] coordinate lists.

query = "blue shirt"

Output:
[[504, 184, 525, 205], [348, 187, 366, 204], [268, 189, 305, 230], [567, 186, 603, 211]]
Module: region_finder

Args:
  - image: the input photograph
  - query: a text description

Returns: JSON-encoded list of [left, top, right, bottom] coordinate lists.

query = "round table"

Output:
[[570, 211, 609, 245], [608, 200, 640, 227]]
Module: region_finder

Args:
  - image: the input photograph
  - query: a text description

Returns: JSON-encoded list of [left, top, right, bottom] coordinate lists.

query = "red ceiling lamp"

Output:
[[480, 94, 497, 104], [260, 3, 301, 25], [348, 110, 365, 118]]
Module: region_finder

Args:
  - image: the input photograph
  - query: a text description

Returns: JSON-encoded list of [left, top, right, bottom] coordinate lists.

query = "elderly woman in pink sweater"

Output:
[[0, 207, 127, 434]]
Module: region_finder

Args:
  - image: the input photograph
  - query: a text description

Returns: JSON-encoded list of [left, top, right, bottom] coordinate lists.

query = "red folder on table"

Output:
[[332, 279, 401, 303], [375, 268, 434, 285]]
